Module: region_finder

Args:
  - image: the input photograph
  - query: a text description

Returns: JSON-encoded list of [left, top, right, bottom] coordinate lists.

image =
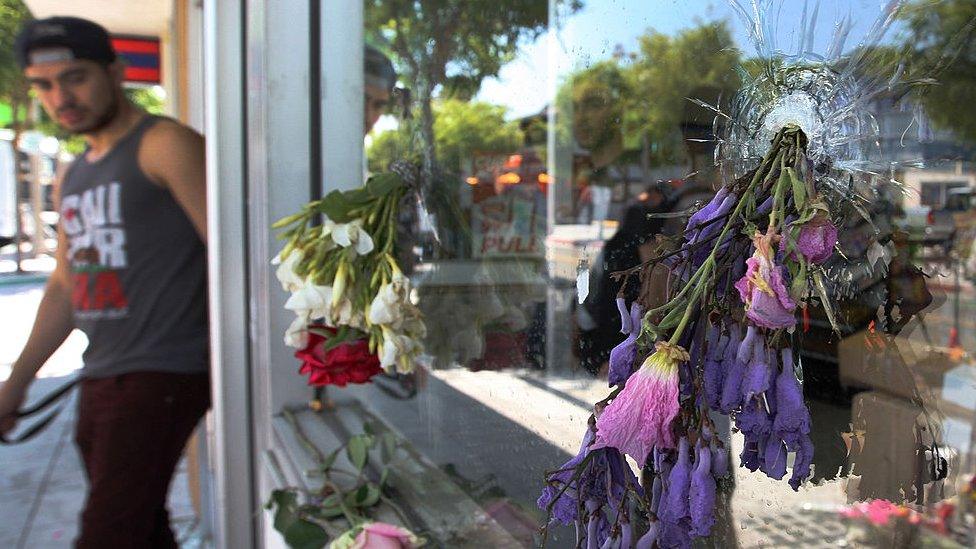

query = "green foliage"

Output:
[[0, 0, 30, 106], [365, 0, 581, 172], [898, 0, 976, 143], [266, 414, 407, 548], [367, 99, 523, 174], [624, 20, 741, 163]]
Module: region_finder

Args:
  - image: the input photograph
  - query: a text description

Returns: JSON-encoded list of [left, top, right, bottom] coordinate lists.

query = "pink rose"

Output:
[[795, 217, 837, 264], [352, 522, 420, 549]]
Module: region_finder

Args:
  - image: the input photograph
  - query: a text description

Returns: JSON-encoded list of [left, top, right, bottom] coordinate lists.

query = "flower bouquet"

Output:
[[539, 125, 848, 547], [273, 172, 427, 387]]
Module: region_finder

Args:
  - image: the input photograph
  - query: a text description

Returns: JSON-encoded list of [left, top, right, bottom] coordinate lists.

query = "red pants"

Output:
[[74, 371, 210, 549]]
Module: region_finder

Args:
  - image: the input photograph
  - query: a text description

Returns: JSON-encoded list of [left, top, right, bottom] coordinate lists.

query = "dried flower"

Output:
[[690, 444, 717, 537], [761, 436, 788, 480], [608, 302, 643, 386], [789, 433, 815, 491], [594, 342, 689, 465], [795, 215, 838, 264], [773, 349, 811, 450], [660, 437, 692, 524], [735, 231, 797, 329]]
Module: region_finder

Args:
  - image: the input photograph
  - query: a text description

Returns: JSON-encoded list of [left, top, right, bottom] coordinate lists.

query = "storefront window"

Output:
[[312, 1, 976, 546]]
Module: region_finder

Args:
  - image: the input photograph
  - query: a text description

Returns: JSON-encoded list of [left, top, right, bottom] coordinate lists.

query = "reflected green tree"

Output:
[[625, 21, 741, 171], [365, 0, 581, 177], [0, 0, 32, 137], [368, 99, 522, 175], [899, 0, 976, 143]]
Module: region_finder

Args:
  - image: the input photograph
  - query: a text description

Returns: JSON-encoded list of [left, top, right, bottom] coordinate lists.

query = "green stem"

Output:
[[666, 131, 791, 345]]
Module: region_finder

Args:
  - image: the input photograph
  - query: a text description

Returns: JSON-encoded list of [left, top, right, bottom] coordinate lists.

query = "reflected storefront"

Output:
[[203, 1, 976, 547]]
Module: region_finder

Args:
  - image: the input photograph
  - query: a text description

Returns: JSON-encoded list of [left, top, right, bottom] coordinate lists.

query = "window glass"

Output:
[[355, 1, 976, 546]]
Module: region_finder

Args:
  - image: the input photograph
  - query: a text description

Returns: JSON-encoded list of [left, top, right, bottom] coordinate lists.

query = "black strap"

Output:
[[0, 378, 78, 445]]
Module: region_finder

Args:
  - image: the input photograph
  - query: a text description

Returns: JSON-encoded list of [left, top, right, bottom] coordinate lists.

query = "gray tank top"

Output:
[[59, 115, 209, 378]]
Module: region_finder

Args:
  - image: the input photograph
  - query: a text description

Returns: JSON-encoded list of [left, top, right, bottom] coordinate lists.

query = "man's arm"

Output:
[[0, 208, 75, 434], [140, 120, 207, 243]]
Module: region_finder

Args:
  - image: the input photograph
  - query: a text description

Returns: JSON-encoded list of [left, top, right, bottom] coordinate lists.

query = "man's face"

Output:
[[364, 83, 390, 135], [25, 58, 122, 135]]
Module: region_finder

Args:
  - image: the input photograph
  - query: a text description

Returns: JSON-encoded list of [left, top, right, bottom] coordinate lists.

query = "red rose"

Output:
[[295, 326, 382, 387]]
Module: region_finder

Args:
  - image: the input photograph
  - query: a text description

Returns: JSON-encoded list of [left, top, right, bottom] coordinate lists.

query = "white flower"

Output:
[[284, 315, 308, 348], [284, 283, 334, 320], [368, 281, 401, 326], [332, 220, 375, 255], [272, 249, 305, 292]]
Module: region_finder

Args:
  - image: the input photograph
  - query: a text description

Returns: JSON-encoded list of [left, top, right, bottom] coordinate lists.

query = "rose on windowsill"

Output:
[[295, 325, 382, 387]]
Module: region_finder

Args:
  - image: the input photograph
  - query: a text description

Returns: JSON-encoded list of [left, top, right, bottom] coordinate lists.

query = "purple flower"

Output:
[[736, 397, 772, 437], [595, 343, 689, 465], [659, 519, 692, 549], [795, 216, 838, 264], [690, 193, 737, 266], [703, 333, 728, 410], [761, 436, 787, 480], [740, 432, 765, 472], [741, 343, 772, 400], [660, 438, 692, 524], [585, 499, 608, 549], [720, 329, 752, 413], [690, 444, 717, 537], [686, 186, 730, 233], [711, 442, 730, 479], [608, 302, 643, 386], [735, 231, 797, 329], [789, 434, 815, 490], [635, 520, 660, 549], [773, 349, 811, 450], [616, 297, 632, 334], [538, 429, 594, 524]]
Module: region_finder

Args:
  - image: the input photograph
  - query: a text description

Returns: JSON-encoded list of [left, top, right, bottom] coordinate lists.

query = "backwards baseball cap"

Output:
[[365, 45, 396, 92], [15, 16, 116, 69]]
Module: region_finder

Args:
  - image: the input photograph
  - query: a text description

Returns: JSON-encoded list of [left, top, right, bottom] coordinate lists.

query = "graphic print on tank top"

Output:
[[61, 181, 129, 320]]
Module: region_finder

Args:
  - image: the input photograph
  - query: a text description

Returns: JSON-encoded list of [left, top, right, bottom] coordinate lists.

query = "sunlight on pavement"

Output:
[[0, 282, 86, 381]]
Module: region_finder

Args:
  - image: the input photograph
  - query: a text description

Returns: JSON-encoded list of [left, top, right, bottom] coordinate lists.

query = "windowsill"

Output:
[[266, 393, 523, 546]]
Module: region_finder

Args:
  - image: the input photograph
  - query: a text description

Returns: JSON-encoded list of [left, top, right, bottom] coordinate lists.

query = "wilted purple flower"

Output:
[[585, 499, 609, 549], [789, 434, 815, 491], [651, 447, 672, 514], [773, 349, 811, 450], [703, 334, 728, 410], [690, 193, 737, 266], [736, 325, 759, 365], [660, 438, 692, 524], [616, 297, 632, 334], [686, 186, 730, 233], [796, 216, 838, 264], [690, 444, 717, 537], [538, 430, 594, 524], [740, 432, 765, 472], [635, 520, 660, 549], [736, 397, 772, 437], [720, 328, 754, 413], [659, 519, 692, 549], [761, 436, 787, 480], [710, 442, 730, 479], [735, 231, 796, 329], [741, 343, 772, 400], [608, 302, 643, 386]]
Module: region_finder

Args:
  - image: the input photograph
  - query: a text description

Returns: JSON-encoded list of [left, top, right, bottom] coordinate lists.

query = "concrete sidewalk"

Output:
[[0, 282, 202, 548]]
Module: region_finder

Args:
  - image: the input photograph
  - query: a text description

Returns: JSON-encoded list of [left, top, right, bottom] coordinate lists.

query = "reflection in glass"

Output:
[[345, 1, 976, 546]]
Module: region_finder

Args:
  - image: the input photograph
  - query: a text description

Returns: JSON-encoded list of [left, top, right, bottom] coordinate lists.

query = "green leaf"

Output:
[[790, 261, 808, 301], [788, 167, 806, 210], [316, 493, 345, 519], [365, 173, 403, 198], [379, 466, 391, 487], [319, 448, 340, 471], [319, 190, 357, 223], [283, 518, 328, 549], [271, 490, 300, 533], [380, 433, 398, 463], [360, 482, 382, 507], [347, 435, 369, 471]]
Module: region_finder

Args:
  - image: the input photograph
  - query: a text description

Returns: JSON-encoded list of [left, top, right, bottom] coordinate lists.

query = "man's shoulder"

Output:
[[143, 117, 204, 148], [137, 117, 205, 189]]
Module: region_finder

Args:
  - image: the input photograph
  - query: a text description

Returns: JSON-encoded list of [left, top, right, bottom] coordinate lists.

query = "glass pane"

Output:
[[352, 1, 976, 546]]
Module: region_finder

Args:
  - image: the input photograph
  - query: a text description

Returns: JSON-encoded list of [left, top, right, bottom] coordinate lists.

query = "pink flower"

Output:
[[735, 231, 796, 329], [594, 342, 689, 466], [351, 522, 420, 549], [795, 216, 837, 264]]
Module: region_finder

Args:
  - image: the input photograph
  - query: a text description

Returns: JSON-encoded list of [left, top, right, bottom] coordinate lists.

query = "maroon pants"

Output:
[[74, 371, 210, 549]]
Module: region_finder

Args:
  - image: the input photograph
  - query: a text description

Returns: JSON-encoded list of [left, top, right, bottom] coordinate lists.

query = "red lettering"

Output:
[[92, 271, 128, 310], [72, 273, 90, 310]]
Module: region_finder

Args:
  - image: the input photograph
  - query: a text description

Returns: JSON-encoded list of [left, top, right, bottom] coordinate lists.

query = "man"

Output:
[[0, 17, 209, 548], [364, 44, 396, 134]]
